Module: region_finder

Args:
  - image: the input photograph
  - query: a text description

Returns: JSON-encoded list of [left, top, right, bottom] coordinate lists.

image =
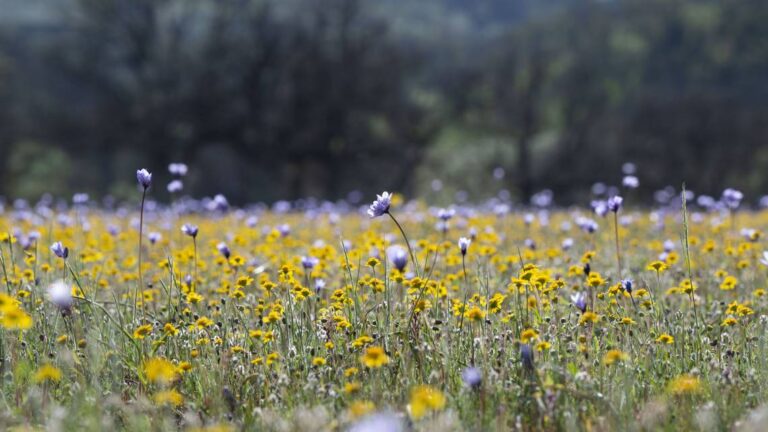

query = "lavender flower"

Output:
[[148, 232, 162, 245], [458, 237, 471, 255], [437, 208, 455, 221], [591, 200, 608, 217], [367, 192, 392, 218], [50, 241, 68, 259], [607, 195, 623, 213], [301, 256, 319, 270], [314, 278, 326, 294], [136, 169, 152, 190], [167, 180, 183, 193], [48, 279, 73, 310], [571, 292, 587, 313], [168, 162, 188, 176], [760, 251, 768, 267], [181, 224, 198, 238], [387, 246, 408, 272], [521, 344, 534, 370], [622, 176, 639, 189], [562, 238, 574, 251], [462, 366, 482, 389], [349, 412, 403, 432], [621, 279, 633, 295], [722, 188, 743, 210], [217, 242, 231, 259]]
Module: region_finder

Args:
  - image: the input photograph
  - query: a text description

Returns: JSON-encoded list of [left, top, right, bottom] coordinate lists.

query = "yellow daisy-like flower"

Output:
[[520, 328, 539, 344], [579, 311, 599, 325], [33, 363, 62, 384], [144, 357, 178, 385], [603, 349, 629, 366], [154, 389, 184, 407], [133, 324, 153, 339], [656, 333, 674, 344], [409, 385, 446, 420], [1, 307, 33, 330], [312, 357, 327, 367], [360, 346, 390, 368], [667, 374, 702, 396]]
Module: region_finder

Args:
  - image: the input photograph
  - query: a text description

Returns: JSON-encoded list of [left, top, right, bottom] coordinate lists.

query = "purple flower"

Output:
[[722, 188, 743, 210], [562, 238, 574, 251], [148, 232, 162, 245], [301, 256, 319, 270], [387, 246, 408, 272], [607, 195, 623, 213], [437, 208, 455, 221], [181, 224, 198, 238], [462, 366, 482, 389], [50, 241, 68, 259], [136, 169, 152, 190], [591, 200, 608, 217], [521, 344, 534, 370], [314, 278, 326, 294], [168, 163, 188, 176], [73, 193, 89, 205], [570, 292, 587, 313], [458, 237, 471, 255], [167, 180, 183, 193], [622, 176, 639, 189], [621, 279, 633, 295], [367, 192, 392, 218], [217, 242, 231, 259]]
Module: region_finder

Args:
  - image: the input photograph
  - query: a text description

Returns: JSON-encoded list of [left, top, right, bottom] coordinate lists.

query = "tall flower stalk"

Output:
[[368, 192, 418, 274], [608, 195, 623, 280], [136, 169, 152, 318]]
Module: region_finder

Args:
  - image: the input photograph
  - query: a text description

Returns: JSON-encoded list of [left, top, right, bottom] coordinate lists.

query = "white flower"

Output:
[[48, 280, 73, 309]]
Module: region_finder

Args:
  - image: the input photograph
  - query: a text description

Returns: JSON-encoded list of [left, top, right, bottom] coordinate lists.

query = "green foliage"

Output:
[[6, 141, 73, 199]]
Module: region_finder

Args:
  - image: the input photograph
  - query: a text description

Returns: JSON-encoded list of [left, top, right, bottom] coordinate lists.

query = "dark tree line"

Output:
[[1, 0, 768, 204]]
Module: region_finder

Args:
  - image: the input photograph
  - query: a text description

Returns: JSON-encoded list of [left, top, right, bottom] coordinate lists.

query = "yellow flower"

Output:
[[154, 389, 184, 407], [603, 349, 629, 366], [1, 307, 32, 330], [133, 324, 153, 339], [466, 306, 485, 322], [667, 374, 702, 396], [312, 357, 327, 367], [721, 316, 738, 327], [344, 381, 362, 394], [144, 358, 178, 385], [579, 311, 599, 325], [520, 328, 539, 344], [33, 363, 62, 384], [535, 341, 552, 352], [409, 385, 446, 420], [647, 261, 667, 273], [348, 400, 375, 418], [720, 275, 738, 291], [360, 346, 390, 368], [656, 333, 674, 344]]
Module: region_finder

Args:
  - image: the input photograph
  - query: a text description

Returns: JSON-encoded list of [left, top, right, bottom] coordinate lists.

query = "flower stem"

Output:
[[387, 211, 418, 275]]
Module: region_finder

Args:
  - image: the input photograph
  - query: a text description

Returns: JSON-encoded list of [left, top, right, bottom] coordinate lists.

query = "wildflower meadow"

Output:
[[1, 166, 768, 431]]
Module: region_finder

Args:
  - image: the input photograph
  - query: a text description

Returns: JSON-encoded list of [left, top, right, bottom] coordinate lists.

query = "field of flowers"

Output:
[[1, 169, 768, 431]]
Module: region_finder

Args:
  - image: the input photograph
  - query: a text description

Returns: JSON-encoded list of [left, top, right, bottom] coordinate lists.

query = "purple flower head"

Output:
[[148, 232, 162, 245], [73, 193, 89, 205], [591, 200, 608, 217], [167, 180, 183, 193], [136, 169, 152, 190], [622, 162, 636, 175], [622, 176, 639, 189], [571, 292, 587, 313], [181, 223, 198, 238], [50, 241, 68, 259], [387, 246, 408, 272], [562, 238, 574, 251], [367, 192, 392, 218], [583, 262, 591, 277], [301, 256, 319, 270], [437, 208, 455, 221], [277, 224, 291, 237], [458, 237, 471, 255], [462, 366, 482, 389], [607, 195, 623, 213], [168, 163, 188, 176], [621, 279, 633, 294], [525, 238, 536, 250], [722, 188, 743, 210], [217, 242, 231, 259], [314, 278, 326, 294], [576, 217, 599, 234], [521, 344, 534, 370]]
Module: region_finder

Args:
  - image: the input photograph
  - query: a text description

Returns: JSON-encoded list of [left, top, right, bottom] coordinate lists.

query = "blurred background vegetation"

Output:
[[1, 0, 767, 205]]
